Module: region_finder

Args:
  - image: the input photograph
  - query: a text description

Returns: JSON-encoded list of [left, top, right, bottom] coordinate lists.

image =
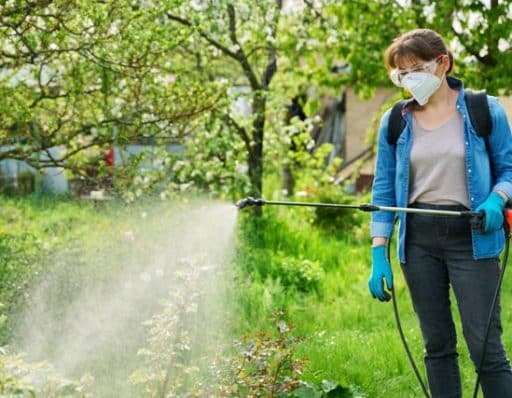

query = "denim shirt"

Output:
[[371, 77, 512, 262]]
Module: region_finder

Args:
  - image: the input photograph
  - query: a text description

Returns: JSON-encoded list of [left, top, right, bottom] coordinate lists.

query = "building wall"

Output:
[[345, 87, 395, 161], [499, 95, 512, 123], [344, 89, 512, 192], [345, 88, 512, 170]]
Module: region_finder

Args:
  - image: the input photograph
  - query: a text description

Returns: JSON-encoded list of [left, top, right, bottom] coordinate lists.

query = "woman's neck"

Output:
[[422, 78, 457, 110]]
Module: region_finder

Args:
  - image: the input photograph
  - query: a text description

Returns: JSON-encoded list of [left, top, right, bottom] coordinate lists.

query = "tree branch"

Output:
[[450, 25, 497, 66], [166, 12, 239, 60], [226, 4, 260, 89], [261, 0, 282, 89], [302, 0, 328, 25], [221, 112, 252, 155]]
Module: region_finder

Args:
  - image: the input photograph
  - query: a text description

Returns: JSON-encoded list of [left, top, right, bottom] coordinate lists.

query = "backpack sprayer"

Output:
[[236, 196, 512, 398]]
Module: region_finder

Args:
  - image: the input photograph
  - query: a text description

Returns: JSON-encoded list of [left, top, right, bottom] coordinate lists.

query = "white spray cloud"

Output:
[[14, 199, 238, 396]]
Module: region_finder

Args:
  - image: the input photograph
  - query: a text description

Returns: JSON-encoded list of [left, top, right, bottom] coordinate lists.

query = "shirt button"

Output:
[[471, 197, 475, 201], [468, 169, 472, 173], [466, 141, 469, 145]]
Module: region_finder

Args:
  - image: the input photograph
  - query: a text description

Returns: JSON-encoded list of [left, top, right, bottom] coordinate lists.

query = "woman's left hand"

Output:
[[476, 192, 506, 233]]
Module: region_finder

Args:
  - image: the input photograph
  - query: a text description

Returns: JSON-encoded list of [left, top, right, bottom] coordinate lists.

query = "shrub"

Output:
[[222, 310, 305, 397], [0, 348, 92, 397], [307, 183, 364, 233], [271, 252, 324, 292], [0, 233, 44, 343]]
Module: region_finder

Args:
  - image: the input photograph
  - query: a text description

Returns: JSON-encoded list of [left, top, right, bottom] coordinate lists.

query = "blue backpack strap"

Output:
[[464, 89, 492, 137], [387, 100, 408, 145]]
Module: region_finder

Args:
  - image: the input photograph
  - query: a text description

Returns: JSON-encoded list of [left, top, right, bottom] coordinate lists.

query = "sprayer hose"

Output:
[[387, 238, 431, 398], [388, 224, 510, 398], [472, 223, 510, 398]]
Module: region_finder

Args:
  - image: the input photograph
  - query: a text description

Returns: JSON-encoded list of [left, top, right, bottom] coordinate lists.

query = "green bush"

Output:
[[0, 346, 91, 397], [271, 252, 324, 292], [308, 184, 364, 233], [0, 233, 44, 343], [235, 217, 324, 292]]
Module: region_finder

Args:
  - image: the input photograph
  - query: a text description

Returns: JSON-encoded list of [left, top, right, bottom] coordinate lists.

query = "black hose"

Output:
[[387, 240, 431, 398], [472, 223, 511, 398], [388, 224, 510, 398]]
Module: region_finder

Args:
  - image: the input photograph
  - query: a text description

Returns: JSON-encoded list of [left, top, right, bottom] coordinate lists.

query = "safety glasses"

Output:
[[389, 55, 444, 87]]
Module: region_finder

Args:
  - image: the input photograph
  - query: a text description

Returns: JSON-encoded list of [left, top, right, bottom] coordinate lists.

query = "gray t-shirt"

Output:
[[409, 113, 470, 208]]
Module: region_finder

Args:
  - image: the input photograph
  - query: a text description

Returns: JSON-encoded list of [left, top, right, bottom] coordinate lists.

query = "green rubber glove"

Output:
[[368, 245, 393, 302], [476, 192, 506, 233]]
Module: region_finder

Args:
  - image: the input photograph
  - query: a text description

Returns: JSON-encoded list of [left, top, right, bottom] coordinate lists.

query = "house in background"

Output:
[[0, 146, 70, 195], [333, 88, 512, 194]]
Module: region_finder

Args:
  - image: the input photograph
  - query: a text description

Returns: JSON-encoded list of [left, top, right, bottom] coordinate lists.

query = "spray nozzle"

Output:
[[235, 197, 266, 209]]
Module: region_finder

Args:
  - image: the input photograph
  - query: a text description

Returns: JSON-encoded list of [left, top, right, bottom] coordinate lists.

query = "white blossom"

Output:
[[498, 38, 510, 52], [108, 22, 120, 36], [190, 0, 208, 11], [235, 162, 248, 174]]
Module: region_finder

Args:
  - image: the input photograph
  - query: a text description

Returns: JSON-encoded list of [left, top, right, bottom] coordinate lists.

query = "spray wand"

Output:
[[236, 196, 486, 227], [236, 196, 512, 398]]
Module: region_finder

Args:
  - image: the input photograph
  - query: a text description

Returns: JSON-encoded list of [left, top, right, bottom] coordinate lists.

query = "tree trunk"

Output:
[[248, 93, 266, 197], [282, 164, 294, 197]]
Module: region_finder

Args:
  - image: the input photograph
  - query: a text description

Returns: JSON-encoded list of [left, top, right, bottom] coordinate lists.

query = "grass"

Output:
[[1, 192, 512, 397], [233, 198, 512, 397]]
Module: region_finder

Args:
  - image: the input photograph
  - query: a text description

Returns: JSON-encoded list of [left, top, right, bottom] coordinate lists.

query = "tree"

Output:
[[164, 0, 284, 197], [0, 0, 218, 175], [3, 1, 510, 198], [302, 0, 512, 96]]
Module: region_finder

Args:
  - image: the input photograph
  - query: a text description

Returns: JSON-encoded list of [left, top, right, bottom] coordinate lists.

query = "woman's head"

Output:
[[385, 29, 453, 74], [385, 29, 453, 105]]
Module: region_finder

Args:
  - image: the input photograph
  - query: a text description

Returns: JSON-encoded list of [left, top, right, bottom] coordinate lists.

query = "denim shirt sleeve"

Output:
[[370, 110, 396, 238], [487, 96, 512, 201]]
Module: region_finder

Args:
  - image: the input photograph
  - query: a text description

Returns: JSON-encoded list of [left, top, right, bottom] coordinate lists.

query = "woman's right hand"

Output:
[[368, 245, 393, 302]]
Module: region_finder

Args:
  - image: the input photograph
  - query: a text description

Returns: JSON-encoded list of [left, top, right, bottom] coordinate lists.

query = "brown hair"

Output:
[[384, 29, 453, 73]]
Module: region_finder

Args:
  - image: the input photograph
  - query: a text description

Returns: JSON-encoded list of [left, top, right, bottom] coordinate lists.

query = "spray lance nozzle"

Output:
[[235, 197, 266, 209]]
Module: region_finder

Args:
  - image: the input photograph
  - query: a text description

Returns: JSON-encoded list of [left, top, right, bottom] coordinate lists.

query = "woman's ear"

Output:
[[445, 51, 454, 74], [443, 54, 451, 71]]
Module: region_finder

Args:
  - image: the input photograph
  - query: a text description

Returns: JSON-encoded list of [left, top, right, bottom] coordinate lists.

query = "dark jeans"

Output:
[[402, 203, 512, 398]]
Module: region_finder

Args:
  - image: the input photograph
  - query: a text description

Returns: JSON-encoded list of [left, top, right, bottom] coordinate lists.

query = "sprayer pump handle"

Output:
[[468, 211, 486, 234], [468, 209, 512, 234]]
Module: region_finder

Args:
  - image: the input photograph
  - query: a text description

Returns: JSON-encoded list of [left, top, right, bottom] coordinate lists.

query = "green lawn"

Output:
[[1, 194, 512, 397], [233, 202, 512, 397]]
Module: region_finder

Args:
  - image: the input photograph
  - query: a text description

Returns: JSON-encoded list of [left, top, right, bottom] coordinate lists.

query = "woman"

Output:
[[368, 28, 512, 397]]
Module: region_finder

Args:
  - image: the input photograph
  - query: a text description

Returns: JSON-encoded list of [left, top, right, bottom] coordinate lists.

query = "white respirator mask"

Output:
[[389, 56, 445, 106]]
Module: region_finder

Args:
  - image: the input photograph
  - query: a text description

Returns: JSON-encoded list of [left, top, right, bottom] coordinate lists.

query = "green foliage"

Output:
[[271, 252, 325, 292], [0, 233, 44, 342], [235, 245, 324, 293], [5, 190, 512, 397], [0, 0, 217, 175], [308, 184, 365, 233], [163, 117, 253, 200], [289, 380, 368, 398], [0, 346, 92, 397], [224, 311, 306, 397]]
